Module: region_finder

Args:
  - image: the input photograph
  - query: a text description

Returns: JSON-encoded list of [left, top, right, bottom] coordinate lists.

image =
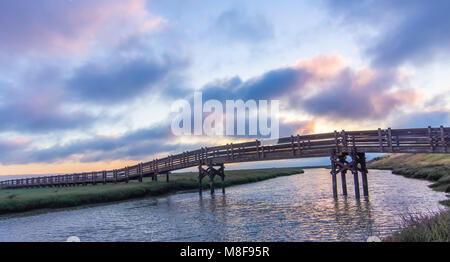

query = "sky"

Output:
[[0, 0, 449, 175]]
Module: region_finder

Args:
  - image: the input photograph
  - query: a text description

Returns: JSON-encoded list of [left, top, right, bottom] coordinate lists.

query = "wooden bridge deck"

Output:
[[1, 126, 449, 189]]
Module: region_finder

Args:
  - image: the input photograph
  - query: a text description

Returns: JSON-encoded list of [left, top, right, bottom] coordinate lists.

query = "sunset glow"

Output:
[[1, 0, 449, 175]]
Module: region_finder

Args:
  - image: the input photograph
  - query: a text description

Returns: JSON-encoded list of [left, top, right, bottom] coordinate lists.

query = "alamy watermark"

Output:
[[170, 92, 280, 140]]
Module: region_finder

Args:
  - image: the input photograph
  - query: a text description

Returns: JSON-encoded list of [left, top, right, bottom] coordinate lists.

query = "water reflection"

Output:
[[0, 169, 447, 242]]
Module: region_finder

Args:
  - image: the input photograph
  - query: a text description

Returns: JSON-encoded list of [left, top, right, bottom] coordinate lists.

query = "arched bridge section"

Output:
[[1, 126, 449, 198]]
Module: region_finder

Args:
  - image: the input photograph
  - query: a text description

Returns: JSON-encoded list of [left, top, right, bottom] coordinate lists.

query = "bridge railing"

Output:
[[1, 126, 449, 189]]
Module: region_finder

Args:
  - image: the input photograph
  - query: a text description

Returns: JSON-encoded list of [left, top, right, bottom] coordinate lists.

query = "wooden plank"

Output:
[[291, 135, 295, 156], [230, 144, 233, 161], [255, 140, 260, 159], [441, 125, 447, 152], [334, 131, 339, 152], [428, 126, 433, 152], [388, 128, 393, 152], [341, 130, 347, 151]]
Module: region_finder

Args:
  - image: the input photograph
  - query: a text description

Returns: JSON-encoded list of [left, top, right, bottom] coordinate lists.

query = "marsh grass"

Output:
[[384, 210, 450, 242], [370, 154, 450, 242], [0, 167, 303, 215], [368, 154, 450, 195]]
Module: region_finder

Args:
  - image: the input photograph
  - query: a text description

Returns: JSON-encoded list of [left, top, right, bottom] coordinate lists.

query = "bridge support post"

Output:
[[330, 154, 338, 198], [350, 149, 369, 199], [198, 163, 225, 195], [221, 171, 225, 194], [166, 172, 170, 183], [359, 153, 369, 197], [352, 169, 360, 199], [138, 163, 143, 183], [330, 149, 368, 199], [125, 167, 129, 183], [339, 155, 348, 196], [198, 166, 203, 194], [102, 171, 107, 185]]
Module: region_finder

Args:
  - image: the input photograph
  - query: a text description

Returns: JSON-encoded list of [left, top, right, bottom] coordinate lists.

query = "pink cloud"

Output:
[[280, 55, 420, 119], [0, 0, 163, 54], [294, 55, 345, 79]]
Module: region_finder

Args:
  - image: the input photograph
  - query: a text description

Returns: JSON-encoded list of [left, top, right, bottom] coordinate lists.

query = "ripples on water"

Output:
[[0, 169, 447, 242]]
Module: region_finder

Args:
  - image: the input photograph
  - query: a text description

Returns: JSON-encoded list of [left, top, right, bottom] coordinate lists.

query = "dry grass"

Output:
[[368, 154, 450, 195], [384, 210, 450, 242]]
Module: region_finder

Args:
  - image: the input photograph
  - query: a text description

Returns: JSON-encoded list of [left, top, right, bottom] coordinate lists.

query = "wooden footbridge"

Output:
[[1, 126, 449, 198]]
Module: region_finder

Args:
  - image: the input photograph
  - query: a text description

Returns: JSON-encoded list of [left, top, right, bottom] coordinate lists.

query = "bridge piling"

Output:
[[102, 171, 107, 185], [359, 153, 369, 197], [331, 172, 338, 198], [330, 152, 338, 198], [125, 167, 130, 183], [339, 155, 348, 196], [352, 170, 360, 199], [331, 149, 368, 199], [221, 171, 225, 194], [198, 168, 203, 194], [198, 163, 225, 195], [138, 163, 143, 183], [341, 170, 348, 196], [350, 149, 368, 199]]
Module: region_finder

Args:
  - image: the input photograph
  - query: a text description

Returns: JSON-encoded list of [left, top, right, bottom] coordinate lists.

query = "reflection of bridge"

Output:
[[2, 126, 449, 198]]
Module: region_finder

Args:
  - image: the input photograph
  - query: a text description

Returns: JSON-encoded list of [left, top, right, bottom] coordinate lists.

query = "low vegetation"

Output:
[[369, 154, 450, 241], [384, 210, 450, 242], [368, 154, 450, 198], [0, 167, 303, 215]]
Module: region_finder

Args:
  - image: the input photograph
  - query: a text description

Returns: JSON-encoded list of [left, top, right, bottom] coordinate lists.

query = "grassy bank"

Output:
[[368, 154, 450, 241], [368, 154, 450, 205], [0, 167, 303, 215], [384, 210, 450, 242]]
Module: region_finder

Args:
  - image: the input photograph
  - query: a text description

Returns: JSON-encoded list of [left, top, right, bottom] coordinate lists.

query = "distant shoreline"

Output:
[[0, 167, 304, 216]]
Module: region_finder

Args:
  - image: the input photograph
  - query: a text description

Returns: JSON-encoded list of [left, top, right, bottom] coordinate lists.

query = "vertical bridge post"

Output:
[[330, 152, 338, 198], [138, 163, 143, 182], [339, 155, 348, 196], [359, 152, 369, 197], [330, 148, 369, 199], [198, 163, 225, 194]]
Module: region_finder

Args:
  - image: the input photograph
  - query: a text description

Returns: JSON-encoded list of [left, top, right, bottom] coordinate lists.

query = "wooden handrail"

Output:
[[1, 126, 449, 189]]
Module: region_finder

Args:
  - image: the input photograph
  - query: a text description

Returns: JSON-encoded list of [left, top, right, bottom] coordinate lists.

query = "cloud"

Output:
[[278, 119, 316, 137], [201, 67, 304, 102], [0, 0, 163, 54], [299, 68, 419, 119], [200, 55, 415, 120], [0, 123, 178, 165], [391, 111, 450, 128], [0, 32, 191, 134], [67, 52, 189, 103], [324, 0, 450, 67], [212, 7, 274, 43], [0, 70, 98, 133]]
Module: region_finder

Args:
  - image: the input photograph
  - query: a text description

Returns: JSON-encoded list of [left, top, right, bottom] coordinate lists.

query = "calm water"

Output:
[[0, 169, 447, 242]]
